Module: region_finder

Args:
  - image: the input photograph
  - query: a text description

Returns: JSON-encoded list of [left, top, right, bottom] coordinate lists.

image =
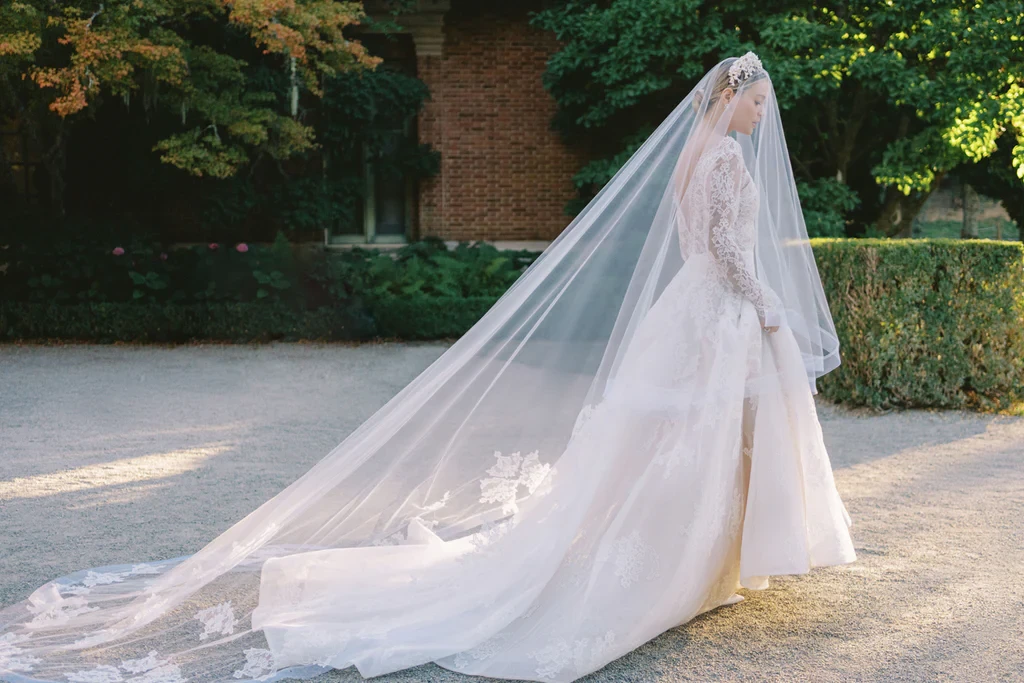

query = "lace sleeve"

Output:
[[705, 141, 782, 328]]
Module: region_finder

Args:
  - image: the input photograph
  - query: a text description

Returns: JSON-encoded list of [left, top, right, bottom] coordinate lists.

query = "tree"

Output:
[[760, 0, 1024, 236], [530, 0, 1024, 236], [0, 0, 382, 216]]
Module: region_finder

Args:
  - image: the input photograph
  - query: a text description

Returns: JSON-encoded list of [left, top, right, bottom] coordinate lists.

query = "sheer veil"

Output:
[[0, 53, 841, 683]]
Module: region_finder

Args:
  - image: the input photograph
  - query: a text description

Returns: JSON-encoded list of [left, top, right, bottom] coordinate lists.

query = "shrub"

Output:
[[813, 238, 1024, 410]]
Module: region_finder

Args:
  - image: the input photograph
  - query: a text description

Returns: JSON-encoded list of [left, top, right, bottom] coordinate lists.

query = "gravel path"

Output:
[[2, 342, 1022, 682]]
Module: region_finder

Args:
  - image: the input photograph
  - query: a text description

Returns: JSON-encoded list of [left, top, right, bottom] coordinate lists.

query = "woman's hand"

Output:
[[760, 308, 782, 334]]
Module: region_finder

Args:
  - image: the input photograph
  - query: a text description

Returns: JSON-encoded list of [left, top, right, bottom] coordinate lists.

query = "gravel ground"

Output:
[[1, 342, 1022, 683]]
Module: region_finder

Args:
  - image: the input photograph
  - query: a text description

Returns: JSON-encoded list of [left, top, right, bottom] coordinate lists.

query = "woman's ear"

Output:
[[722, 87, 734, 104]]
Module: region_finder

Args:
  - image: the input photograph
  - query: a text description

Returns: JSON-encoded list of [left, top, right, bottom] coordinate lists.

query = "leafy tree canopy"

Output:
[[0, 0, 381, 179], [531, 0, 1024, 235]]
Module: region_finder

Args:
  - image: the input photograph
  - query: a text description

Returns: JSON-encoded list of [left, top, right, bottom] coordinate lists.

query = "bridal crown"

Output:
[[727, 52, 766, 88]]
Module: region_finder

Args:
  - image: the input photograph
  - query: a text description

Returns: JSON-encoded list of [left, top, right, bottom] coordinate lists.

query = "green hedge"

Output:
[[3, 239, 1023, 412], [0, 298, 500, 343], [366, 295, 500, 340], [0, 303, 359, 343], [813, 238, 1024, 411]]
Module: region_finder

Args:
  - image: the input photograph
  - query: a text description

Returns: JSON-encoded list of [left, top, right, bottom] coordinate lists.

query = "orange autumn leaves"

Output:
[[32, 11, 189, 117], [24, 1, 379, 117], [0, 0, 383, 178]]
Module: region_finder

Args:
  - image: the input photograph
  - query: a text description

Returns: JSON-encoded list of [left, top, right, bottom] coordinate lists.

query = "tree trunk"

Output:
[[961, 182, 980, 238], [876, 176, 942, 237]]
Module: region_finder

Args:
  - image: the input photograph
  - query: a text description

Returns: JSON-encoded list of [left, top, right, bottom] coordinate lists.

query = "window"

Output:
[[327, 33, 418, 246], [0, 119, 43, 204]]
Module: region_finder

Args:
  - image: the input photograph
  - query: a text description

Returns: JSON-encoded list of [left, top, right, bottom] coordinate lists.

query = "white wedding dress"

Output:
[[248, 135, 856, 682]]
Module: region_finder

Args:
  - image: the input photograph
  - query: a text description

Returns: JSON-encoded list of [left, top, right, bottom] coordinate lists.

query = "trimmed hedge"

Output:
[[813, 238, 1024, 411], [3, 239, 1023, 411], [0, 298, 499, 343], [0, 303, 361, 343], [366, 295, 500, 340]]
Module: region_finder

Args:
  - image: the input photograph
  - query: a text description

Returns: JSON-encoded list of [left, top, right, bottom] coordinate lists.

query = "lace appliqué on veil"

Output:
[[479, 450, 554, 515], [194, 601, 237, 641], [64, 651, 185, 683], [0, 633, 40, 673], [26, 595, 99, 629], [232, 648, 276, 680]]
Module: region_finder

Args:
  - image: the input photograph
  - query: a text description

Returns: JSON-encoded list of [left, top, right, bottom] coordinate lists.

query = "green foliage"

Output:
[[0, 233, 538, 327], [0, 219, 304, 306], [4, 232, 1023, 412], [797, 177, 861, 238], [0, 297, 496, 342], [365, 295, 500, 340], [531, 0, 752, 135], [0, 301, 375, 343], [0, 0, 381, 178], [915, 219, 1019, 242], [197, 65, 440, 238], [0, 233, 531, 342], [531, 0, 1024, 235], [310, 237, 537, 302], [814, 238, 1024, 411]]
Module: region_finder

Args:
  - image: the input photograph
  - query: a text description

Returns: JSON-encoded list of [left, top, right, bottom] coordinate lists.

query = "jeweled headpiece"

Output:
[[728, 51, 765, 88]]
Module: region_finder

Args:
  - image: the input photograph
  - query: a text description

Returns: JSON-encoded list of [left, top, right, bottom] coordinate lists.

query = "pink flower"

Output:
[[159, 252, 168, 261], [208, 243, 219, 250], [235, 243, 249, 253], [112, 247, 125, 256]]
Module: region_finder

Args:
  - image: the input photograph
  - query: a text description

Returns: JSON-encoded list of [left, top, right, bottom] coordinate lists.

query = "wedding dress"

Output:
[[0, 53, 855, 683], [251, 133, 856, 682]]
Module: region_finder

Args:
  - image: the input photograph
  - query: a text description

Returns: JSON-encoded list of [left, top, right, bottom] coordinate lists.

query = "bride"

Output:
[[0, 53, 855, 683]]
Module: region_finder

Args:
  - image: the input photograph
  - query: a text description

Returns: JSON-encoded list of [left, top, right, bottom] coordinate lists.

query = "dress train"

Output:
[[250, 256, 856, 682]]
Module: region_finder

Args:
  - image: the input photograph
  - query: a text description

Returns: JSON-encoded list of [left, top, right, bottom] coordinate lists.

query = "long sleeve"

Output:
[[705, 143, 783, 328]]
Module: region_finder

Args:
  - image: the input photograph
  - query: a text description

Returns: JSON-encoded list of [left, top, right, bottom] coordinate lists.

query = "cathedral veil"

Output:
[[0, 54, 841, 683]]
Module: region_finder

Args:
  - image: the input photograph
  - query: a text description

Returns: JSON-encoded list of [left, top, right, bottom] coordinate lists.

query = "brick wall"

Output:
[[415, 5, 590, 241]]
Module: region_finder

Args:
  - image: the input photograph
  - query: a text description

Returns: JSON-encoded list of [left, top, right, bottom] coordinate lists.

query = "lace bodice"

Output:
[[678, 136, 781, 327]]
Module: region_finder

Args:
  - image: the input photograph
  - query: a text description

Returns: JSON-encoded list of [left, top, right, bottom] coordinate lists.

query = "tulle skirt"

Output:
[[251, 257, 856, 682]]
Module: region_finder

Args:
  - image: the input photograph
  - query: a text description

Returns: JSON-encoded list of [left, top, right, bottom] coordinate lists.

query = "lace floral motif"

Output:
[[232, 648, 276, 680], [194, 601, 237, 641], [705, 139, 778, 324], [26, 595, 98, 629], [651, 419, 689, 480], [0, 632, 40, 672], [610, 531, 661, 588], [65, 653, 184, 683], [479, 450, 554, 515], [547, 529, 594, 592], [528, 631, 617, 681], [468, 517, 518, 554], [125, 664, 185, 683], [56, 563, 163, 598], [451, 631, 510, 669], [415, 490, 451, 514], [119, 653, 163, 675], [678, 136, 780, 328], [65, 665, 124, 683]]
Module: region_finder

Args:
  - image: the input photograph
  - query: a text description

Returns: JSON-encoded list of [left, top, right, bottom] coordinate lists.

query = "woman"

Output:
[[0, 53, 855, 683]]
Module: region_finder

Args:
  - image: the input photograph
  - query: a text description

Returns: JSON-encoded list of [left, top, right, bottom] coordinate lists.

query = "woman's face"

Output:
[[725, 80, 769, 135]]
